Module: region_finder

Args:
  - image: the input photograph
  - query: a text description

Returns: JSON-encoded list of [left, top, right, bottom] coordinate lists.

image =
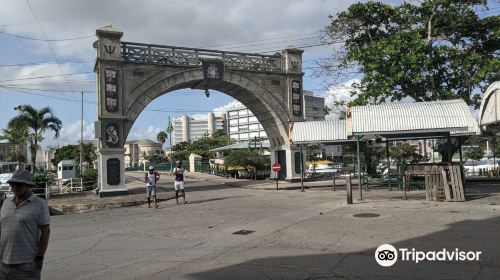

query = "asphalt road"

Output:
[[42, 178, 500, 280]]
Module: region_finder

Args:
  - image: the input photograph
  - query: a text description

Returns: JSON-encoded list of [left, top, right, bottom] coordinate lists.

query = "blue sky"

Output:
[[0, 0, 498, 149]]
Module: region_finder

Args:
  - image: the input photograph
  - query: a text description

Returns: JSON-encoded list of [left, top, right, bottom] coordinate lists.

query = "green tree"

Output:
[[9, 105, 62, 171], [319, 1, 499, 108], [52, 143, 96, 167], [306, 145, 322, 162], [224, 149, 268, 177], [188, 132, 234, 160], [144, 152, 165, 165], [157, 131, 168, 147], [464, 149, 484, 173], [390, 143, 429, 165], [171, 141, 191, 162], [0, 125, 29, 166]]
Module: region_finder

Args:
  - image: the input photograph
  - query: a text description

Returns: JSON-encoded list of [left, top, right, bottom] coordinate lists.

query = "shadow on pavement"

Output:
[[186, 216, 500, 280], [465, 182, 500, 201], [184, 195, 251, 205]]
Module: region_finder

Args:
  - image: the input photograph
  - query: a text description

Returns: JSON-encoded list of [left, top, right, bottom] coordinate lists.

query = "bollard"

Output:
[[403, 175, 408, 200], [346, 175, 353, 204], [332, 174, 336, 191]]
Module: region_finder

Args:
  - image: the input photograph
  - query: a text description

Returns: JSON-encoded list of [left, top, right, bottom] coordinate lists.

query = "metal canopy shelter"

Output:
[[210, 140, 271, 152], [291, 99, 480, 200]]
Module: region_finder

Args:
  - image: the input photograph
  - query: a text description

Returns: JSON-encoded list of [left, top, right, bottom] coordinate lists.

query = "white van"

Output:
[[57, 160, 76, 180]]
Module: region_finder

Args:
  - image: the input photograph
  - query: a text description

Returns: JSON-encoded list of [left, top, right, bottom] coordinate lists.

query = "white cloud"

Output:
[[213, 100, 241, 115], [42, 120, 94, 148], [324, 79, 360, 120], [0, 63, 93, 92], [127, 125, 162, 142], [0, 0, 356, 58]]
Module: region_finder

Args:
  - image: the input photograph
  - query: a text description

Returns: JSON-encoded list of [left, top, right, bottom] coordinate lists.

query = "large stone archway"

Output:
[[94, 26, 306, 196]]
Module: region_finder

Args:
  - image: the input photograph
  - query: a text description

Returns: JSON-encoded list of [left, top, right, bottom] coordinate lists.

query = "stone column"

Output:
[[282, 47, 305, 122], [94, 26, 128, 197], [279, 47, 305, 181]]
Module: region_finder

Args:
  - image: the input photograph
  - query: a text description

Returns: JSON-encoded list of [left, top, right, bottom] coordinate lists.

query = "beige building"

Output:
[[43, 147, 57, 171], [124, 139, 163, 167]]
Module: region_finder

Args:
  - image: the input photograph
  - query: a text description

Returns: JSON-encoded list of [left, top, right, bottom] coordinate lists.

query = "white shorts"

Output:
[[174, 181, 185, 190]]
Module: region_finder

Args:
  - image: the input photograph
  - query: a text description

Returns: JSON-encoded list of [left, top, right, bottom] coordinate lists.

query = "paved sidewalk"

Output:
[[47, 172, 347, 214], [48, 171, 497, 214]]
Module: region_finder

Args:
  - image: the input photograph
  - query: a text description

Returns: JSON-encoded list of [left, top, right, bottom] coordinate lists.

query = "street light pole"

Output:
[[80, 91, 84, 175], [167, 116, 174, 172]]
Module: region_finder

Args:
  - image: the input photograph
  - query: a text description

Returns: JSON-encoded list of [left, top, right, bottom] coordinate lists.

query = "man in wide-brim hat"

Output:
[[0, 170, 51, 280]]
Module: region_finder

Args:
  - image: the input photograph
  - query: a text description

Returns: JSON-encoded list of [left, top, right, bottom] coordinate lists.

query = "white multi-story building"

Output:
[[172, 113, 226, 145], [226, 103, 267, 142], [226, 91, 325, 141]]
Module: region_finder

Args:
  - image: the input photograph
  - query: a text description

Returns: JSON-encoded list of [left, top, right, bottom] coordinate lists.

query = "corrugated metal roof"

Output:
[[210, 140, 270, 152], [292, 120, 348, 143], [452, 102, 481, 136], [352, 100, 478, 135]]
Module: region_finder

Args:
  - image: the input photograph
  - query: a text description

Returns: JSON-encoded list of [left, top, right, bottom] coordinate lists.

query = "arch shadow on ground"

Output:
[[186, 216, 500, 280]]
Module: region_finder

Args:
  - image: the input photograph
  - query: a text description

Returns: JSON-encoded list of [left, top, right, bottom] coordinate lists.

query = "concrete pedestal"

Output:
[[270, 145, 303, 182], [98, 148, 128, 197]]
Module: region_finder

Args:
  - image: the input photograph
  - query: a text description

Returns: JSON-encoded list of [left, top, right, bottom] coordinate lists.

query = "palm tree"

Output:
[[9, 105, 62, 171], [157, 131, 168, 147], [0, 125, 30, 167]]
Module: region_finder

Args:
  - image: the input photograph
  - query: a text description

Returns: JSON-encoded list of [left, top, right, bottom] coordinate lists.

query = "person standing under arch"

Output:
[[145, 166, 159, 208], [173, 161, 187, 204]]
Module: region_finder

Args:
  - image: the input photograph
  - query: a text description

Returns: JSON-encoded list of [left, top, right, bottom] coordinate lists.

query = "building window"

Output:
[[229, 119, 238, 126], [249, 124, 259, 131]]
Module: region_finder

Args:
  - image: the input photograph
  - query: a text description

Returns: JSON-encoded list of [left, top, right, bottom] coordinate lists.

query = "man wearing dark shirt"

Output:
[[173, 161, 187, 204]]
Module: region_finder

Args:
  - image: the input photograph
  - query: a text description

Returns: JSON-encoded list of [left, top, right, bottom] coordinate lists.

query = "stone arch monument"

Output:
[[94, 26, 306, 196]]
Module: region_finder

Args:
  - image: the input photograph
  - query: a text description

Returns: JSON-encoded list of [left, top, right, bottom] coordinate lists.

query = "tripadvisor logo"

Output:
[[375, 244, 482, 267]]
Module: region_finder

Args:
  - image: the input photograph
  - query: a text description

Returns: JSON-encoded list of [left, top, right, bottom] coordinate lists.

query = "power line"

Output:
[[26, 0, 88, 123], [0, 71, 93, 83], [0, 29, 94, 41], [0, 58, 94, 68]]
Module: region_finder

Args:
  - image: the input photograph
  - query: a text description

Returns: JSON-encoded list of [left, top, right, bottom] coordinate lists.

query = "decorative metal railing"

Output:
[[121, 42, 284, 73]]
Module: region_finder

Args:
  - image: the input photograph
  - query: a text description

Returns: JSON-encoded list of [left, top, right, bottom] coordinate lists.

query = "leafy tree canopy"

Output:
[[319, 0, 499, 108], [390, 143, 429, 165], [224, 149, 269, 174], [52, 143, 96, 167]]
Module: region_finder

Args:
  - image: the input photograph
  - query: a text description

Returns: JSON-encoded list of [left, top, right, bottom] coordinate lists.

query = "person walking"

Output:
[[0, 170, 51, 280], [173, 161, 187, 204], [145, 166, 159, 208]]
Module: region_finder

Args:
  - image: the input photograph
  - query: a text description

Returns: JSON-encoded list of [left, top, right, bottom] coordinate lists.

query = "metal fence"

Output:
[[195, 163, 227, 177]]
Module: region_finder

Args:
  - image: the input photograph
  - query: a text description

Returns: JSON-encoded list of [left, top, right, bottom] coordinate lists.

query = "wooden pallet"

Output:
[[441, 166, 465, 202], [424, 166, 444, 201]]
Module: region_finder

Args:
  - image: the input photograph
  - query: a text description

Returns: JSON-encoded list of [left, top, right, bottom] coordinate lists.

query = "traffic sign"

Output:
[[272, 163, 282, 172]]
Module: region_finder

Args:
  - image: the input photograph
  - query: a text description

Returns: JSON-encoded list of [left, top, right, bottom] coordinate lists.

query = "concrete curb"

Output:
[[49, 194, 177, 214]]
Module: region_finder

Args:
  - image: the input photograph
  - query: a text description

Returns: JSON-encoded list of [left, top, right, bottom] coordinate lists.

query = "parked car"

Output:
[[464, 158, 500, 176], [304, 161, 342, 178]]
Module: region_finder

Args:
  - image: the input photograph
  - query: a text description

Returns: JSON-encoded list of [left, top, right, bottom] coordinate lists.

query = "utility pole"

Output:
[[166, 116, 174, 171], [80, 91, 83, 175]]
